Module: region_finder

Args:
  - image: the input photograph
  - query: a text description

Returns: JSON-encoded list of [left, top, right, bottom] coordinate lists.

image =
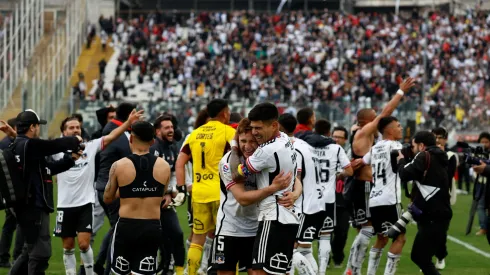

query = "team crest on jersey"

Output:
[[215, 255, 225, 264], [223, 164, 229, 173]]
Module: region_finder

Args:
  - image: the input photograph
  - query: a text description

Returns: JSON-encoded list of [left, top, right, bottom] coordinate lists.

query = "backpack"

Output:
[[0, 140, 28, 209]]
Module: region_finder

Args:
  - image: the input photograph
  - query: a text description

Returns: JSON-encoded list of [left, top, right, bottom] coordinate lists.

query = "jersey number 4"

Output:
[[372, 162, 387, 185]]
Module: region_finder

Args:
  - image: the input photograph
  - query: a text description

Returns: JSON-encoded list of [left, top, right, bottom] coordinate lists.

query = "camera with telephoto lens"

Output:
[[456, 142, 490, 165], [386, 203, 422, 239]]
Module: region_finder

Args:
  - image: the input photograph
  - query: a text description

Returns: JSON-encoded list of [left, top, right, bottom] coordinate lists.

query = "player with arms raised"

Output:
[[362, 117, 406, 275], [345, 78, 415, 275]]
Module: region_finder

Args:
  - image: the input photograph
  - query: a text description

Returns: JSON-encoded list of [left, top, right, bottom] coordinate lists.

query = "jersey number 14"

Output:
[[372, 162, 387, 185]]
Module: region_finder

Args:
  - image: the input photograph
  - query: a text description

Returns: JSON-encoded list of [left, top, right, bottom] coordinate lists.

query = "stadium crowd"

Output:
[[87, 10, 490, 131]]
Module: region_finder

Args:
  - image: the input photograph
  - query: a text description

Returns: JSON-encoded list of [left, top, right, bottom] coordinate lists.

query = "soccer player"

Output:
[[53, 109, 142, 275], [176, 99, 235, 275], [150, 115, 185, 275], [362, 117, 405, 275], [229, 102, 299, 275], [213, 118, 293, 275], [104, 121, 171, 275], [278, 113, 318, 275], [298, 119, 353, 275], [345, 77, 414, 275]]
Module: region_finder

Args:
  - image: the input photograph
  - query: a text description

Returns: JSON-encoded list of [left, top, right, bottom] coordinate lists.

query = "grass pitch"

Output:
[[0, 188, 488, 275]]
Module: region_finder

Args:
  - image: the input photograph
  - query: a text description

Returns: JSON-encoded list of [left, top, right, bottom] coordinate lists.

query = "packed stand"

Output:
[[86, 10, 490, 133]]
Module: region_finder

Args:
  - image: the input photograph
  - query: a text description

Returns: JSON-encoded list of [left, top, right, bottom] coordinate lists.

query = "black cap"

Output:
[[131, 121, 155, 142], [16, 109, 47, 126]]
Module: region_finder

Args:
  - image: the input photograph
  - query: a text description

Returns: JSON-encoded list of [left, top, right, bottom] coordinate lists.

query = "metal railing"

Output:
[[73, 96, 418, 138], [21, 0, 88, 138], [0, 0, 44, 111]]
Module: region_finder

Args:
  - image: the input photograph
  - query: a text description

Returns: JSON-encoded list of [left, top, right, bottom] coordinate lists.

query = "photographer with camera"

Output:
[[472, 132, 490, 240], [7, 109, 84, 275], [389, 131, 452, 275]]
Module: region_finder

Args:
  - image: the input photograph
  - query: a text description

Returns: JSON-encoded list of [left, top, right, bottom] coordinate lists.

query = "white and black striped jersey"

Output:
[[311, 144, 351, 204], [293, 138, 324, 215], [246, 132, 299, 224], [216, 151, 258, 237], [363, 139, 402, 207]]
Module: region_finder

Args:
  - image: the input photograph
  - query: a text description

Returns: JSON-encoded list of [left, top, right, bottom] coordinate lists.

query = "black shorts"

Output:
[[352, 179, 372, 225], [187, 194, 193, 228], [111, 218, 162, 275], [252, 220, 298, 275], [212, 235, 255, 271], [54, 203, 93, 238], [370, 204, 403, 235], [296, 203, 336, 244]]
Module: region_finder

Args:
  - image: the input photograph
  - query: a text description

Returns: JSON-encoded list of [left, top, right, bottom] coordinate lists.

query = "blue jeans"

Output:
[[477, 195, 488, 230]]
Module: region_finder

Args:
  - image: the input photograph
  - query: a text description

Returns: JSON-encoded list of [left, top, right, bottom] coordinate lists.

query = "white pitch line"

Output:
[[447, 235, 490, 258]]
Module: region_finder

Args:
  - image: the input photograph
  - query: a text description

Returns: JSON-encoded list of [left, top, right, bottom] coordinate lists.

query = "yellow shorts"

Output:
[[192, 201, 220, 235]]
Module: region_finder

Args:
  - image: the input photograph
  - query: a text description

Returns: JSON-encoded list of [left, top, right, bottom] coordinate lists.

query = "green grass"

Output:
[[0, 188, 489, 275]]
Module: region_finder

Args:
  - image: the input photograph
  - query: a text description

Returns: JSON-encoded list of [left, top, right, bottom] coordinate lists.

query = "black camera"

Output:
[[456, 142, 490, 165], [391, 143, 414, 162]]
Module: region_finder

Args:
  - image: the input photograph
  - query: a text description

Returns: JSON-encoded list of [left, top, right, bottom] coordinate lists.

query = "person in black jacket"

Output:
[[150, 115, 185, 275], [0, 118, 24, 267], [8, 109, 83, 275], [93, 102, 135, 275], [431, 127, 457, 270], [396, 131, 452, 275]]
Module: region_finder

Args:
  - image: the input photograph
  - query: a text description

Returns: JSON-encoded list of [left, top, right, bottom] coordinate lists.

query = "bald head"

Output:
[[357, 108, 376, 127]]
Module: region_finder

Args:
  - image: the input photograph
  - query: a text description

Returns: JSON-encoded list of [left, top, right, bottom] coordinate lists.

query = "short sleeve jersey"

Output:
[[363, 140, 402, 207], [54, 137, 104, 208], [312, 143, 351, 204], [181, 121, 236, 203], [246, 132, 299, 224], [216, 152, 259, 237], [293, 138, 321, 215]]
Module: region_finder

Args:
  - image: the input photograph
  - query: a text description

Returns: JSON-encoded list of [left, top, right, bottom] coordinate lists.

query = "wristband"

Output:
[[238, 163, 251, 178], [177, 185, 187, 194], [396, 89, 404, 96], [230, 139, 238, 148]]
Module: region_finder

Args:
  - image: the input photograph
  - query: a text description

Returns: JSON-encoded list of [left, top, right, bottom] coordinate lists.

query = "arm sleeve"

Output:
[[26, 137, 80, 159], [362, 151, 372, 165], [246, 147, 272, 174], [220, 160, 235, 190], [226, 127, 236, 144], [339, 148, 351, 168], [295, 149, 304, 173], [398, 152, 426, 183], [46, 154, 75, 175]]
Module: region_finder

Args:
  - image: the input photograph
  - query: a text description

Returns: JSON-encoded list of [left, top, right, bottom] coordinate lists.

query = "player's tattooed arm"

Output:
[[104, 161, 119, 204]]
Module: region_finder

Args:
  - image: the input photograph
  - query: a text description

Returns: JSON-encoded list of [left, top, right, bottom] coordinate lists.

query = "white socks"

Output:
[[384, 252, 401, 275], [80, 247, 94, 275], [297, 246, 318, 273], [199, 236, 213, 271], [63, 248, 76, 275], [367, 247, 383, 275], [292, 249, 317, 275], [318, 235, 331, 275], [345, 226, 374, 275]]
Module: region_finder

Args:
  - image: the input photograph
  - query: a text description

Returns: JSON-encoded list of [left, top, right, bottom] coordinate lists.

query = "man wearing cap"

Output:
[[8, 109, 84, 275]]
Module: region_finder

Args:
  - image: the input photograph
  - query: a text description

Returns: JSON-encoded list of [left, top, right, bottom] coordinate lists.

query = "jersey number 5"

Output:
[[217, 236, 225, 251]]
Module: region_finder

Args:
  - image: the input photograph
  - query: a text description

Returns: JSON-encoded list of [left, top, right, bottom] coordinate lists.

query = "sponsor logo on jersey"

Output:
[[223, 164, 229, 173]]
